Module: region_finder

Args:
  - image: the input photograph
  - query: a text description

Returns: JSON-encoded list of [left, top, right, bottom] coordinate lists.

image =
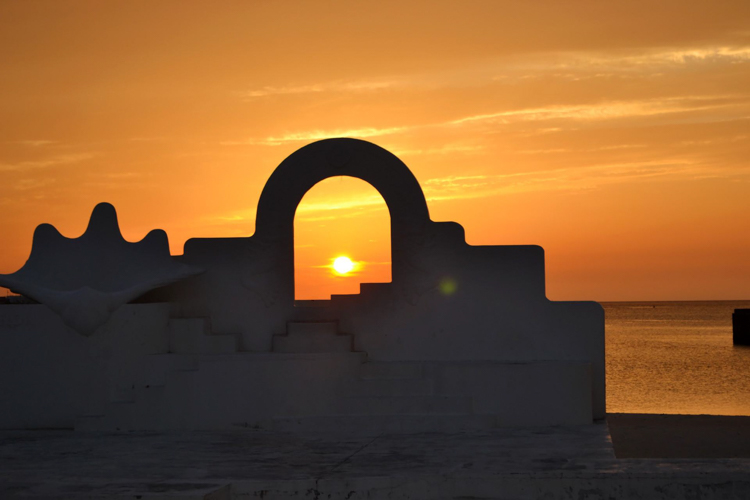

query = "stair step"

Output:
[[329, 294, 360, 304], [359, 282, 390, 296], [272, 333, 352, 353], [169, 318, 238, 354], [287, 321, 338, 336], [346, 377, 433, 397], [360, 362, 423, 379], [340, 396, 472, 415]]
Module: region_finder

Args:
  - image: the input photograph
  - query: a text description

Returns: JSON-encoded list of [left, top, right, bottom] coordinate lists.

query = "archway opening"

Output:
[[294, 176, 391, 300]]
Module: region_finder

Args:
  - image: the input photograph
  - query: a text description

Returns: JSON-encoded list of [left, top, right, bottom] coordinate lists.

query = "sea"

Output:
[[604, 300, 750, 416]]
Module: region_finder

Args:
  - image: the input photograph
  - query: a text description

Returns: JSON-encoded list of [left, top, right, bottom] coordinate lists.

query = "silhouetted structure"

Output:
[[734, 309, 750, 346], [0, 138, 604, 431]]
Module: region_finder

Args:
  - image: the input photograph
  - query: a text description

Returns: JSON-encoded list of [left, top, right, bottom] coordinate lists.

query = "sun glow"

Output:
[[332, 256, 355, 275]]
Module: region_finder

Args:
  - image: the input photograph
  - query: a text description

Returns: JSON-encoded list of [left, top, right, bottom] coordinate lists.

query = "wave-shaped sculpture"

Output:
[[0, 203, 203, 336]]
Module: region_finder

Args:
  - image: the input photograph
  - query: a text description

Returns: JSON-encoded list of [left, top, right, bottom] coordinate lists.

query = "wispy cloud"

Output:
[[12, 178, 57, 191], [204, 193, 389, 227], [448, 95, 742, 126], [296, 195, 386, 214], [243, 79, 403, 99], [563, 45, 750, 70], [241, 44, 750, 103], [518, 144, 647, 155], [222, 126, 410, 146], [423, 175, 490, 190], [237, 43, 750, 107], [678, 133, 749, 147], [225, 94, 746, 147], [12, 140, 57, 147], [295, 207, 387, 223], [211, 214, 249, 222], [0, 153, 95, 172], [422, 159, 750, 202], [201, 156, 749, 227], [487, 45, 750, 82], [389, 144, 484, 156]]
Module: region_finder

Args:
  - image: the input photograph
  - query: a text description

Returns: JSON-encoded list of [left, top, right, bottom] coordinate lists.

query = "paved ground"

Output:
[[2, 418, 750, 499]]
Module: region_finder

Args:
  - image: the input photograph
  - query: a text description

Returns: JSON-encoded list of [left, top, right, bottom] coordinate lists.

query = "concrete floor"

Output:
[[2, 422, 750, 499]]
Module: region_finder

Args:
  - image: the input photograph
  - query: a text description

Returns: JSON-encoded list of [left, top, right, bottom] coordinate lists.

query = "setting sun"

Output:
[[332, 256, 355, 275]]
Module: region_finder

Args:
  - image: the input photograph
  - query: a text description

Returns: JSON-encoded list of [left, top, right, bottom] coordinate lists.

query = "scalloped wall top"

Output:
[[0, 203, 203, 336]]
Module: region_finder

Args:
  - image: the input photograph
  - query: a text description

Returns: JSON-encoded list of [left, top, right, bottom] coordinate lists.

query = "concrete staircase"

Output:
[[272, 321, 354, 353], [290, 283, 390, 321], [76, 315, 481, 433]]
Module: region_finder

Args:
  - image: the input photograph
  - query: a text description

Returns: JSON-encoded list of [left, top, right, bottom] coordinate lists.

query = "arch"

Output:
[[255, 138, 431, 241], [253, 139, 433, 292]]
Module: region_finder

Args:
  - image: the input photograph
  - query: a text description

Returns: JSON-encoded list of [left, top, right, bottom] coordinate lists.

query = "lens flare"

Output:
[[439, 277, 457, 295]]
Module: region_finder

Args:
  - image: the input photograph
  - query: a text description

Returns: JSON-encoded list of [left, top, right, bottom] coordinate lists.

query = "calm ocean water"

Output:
[[604, 300, 750, 415]]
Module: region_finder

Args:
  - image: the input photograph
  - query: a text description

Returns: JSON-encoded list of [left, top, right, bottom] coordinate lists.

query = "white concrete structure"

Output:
[[0, 138, 604, 431], [0, 203, 202, 336]]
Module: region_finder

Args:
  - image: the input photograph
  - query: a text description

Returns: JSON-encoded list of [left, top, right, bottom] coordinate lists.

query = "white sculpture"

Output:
[[0, 203, 203, 336]]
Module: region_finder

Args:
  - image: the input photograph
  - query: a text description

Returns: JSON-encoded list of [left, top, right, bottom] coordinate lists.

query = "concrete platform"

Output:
[[609, 413, 750, 458], [2, 420, 750, 499]]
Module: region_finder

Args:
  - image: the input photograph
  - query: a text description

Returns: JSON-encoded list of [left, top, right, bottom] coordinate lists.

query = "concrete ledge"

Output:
[[609, 413, 750, 458]]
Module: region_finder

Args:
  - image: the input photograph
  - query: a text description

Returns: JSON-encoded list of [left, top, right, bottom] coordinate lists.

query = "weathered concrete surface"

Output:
[[2, 423, 749, 499]]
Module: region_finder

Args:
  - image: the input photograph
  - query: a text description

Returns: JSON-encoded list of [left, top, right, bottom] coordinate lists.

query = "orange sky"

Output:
[[1, 1, 749, 301]]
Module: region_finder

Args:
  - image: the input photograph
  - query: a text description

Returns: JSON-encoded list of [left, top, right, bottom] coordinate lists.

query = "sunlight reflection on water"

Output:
[[604, 301, 750, 415]]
